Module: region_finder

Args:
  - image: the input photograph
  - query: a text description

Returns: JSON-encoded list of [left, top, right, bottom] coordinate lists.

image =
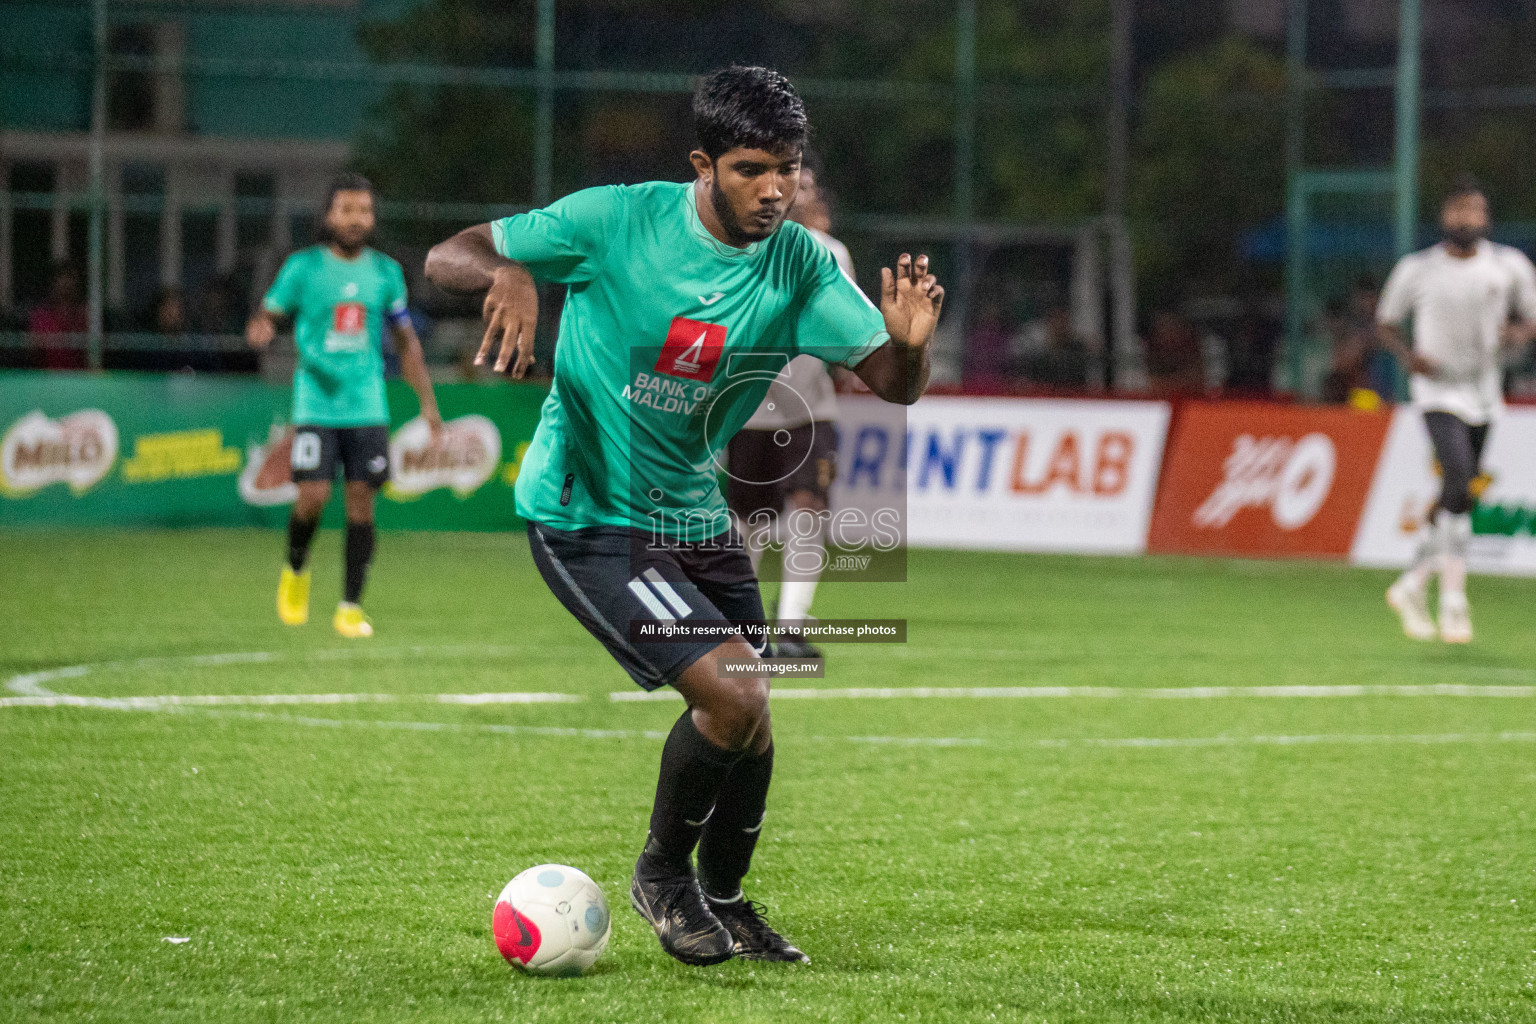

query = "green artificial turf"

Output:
[[3, 530, 1535, 1022]]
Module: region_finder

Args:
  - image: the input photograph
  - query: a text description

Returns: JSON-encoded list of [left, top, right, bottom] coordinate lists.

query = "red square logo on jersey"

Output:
[[333, 302, 366, 334], [656, 317, 727, 381]]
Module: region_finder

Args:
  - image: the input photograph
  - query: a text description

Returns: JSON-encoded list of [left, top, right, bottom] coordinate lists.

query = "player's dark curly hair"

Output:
[[693, 66, 810, 160], [317, 172, 376, 242], [1443, 174, 1485, 206]]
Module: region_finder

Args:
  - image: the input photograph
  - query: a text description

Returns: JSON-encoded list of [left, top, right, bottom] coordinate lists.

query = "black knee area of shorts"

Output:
[[1438, 455, 1476, 515], [1424, 411, 1478, 516], [1441, 485, 1474, 516], [525, 522, 767, 692]]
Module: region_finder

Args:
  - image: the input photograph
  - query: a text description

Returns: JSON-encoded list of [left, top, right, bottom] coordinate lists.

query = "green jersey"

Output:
[[493, 181, 888, 538], [262, 245, 408, 426]]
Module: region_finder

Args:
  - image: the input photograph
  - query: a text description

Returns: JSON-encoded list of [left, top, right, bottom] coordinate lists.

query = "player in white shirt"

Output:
[[726, 159, 846, 658], [1376, 179, 1536, 643]]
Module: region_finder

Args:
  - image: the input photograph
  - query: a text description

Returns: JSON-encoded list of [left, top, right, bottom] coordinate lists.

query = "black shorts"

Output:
[[1423, 411, 1491, 515], [290, 424, 391, 487], [527, 522, 767, 691], [726, 421, 838, 520]]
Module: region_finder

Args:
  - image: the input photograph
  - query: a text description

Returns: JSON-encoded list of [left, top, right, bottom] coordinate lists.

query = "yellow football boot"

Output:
[[277, 567, 311, 626], [333, 602, 374, 639]]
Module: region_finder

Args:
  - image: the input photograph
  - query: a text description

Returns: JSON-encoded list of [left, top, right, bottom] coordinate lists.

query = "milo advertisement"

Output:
[[0, 372, 546, 530]]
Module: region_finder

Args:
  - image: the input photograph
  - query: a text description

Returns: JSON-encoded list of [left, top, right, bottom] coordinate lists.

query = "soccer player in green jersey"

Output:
[[247, 173, 442, 639], [425, 67, 942, 965]]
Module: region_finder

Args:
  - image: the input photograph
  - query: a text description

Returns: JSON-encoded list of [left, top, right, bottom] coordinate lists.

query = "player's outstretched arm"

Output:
[[389, 320, 443, 439], [424, 224, 540, 378], [1375, 320, 1439, 377], [1500, 319, 1536, 349], [851, 253, 944, 405], [245, 310, 280, 349]]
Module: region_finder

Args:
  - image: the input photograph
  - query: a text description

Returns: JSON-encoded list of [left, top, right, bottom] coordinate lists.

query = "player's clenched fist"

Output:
[[246, 312, 276, 349]]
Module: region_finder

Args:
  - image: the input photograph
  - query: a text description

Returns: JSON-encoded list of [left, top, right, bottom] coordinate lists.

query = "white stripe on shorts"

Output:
[[642, 567, 693, 618], [627, 579, 675, 622]]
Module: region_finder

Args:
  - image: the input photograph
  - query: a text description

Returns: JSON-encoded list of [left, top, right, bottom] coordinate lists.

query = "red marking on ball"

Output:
[[493, 900, 542, 965]]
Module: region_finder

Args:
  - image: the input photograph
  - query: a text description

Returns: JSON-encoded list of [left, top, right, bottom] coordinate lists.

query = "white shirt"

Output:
[[1376, 240, 1536, 424], [742, 227, 848, 429]]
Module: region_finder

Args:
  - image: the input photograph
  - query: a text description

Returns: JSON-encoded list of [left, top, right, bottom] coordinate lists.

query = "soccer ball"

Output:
[[493, 864, 611, 976]]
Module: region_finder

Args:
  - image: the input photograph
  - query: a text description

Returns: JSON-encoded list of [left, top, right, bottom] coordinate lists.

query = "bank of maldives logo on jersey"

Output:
[[325, 301, 368, 352], [656, 317, 726, 381]]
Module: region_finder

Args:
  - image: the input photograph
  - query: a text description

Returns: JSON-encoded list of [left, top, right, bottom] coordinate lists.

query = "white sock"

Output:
[[778, 580, 817, 626], [1437, 509, 1471, 603], [1396, 529, 1439, 592], [777, 507, 825, 626]]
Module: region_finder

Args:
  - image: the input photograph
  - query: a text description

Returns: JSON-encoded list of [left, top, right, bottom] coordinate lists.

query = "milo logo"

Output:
[[386, 414, 502, 499], [0, 409, 119, 497], [238, 424, 300, 507]]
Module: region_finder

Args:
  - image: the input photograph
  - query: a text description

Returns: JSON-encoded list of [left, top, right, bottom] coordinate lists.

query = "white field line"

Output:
[[198, 708, 668, 741], [9, 662, 1536, 751], [860, 647, 1536, 678], [823, 732, 1536, 749], [9, 648, 1536, 710], [2, 645, 589, 709], [3, 644, 586, 694], [434, 692, 583, 705], [6, 665, 93, 697], [164, 709, 1536, 751], [9, 648, 1536, 751], [0, 692, 582, 709], [611, 683, 1536, 702], [1034, 731, 1536, 749]]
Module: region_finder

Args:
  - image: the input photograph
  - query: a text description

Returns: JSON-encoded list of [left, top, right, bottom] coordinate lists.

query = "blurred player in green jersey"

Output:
[[246, 173, 442, 638], [426, 67, 941, 966]]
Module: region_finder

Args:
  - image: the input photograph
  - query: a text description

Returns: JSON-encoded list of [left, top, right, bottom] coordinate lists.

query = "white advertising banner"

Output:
[[831, 396, 1170, 554], [1352, 406, 1536, 576]]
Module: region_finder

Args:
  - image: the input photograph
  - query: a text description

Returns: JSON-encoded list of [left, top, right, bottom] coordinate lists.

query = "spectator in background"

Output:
[[963, 300, 1011, 393], [1320, 297, 1363, 402], [1223, 296, 1281, 398], [1144, 310, 1205, 397], [111, 285, 189, 373], [193, 275, 243, 335], [194, 275, 249, 371], [28, 262, 89, 369], [1012, 304, 1090, 390], [147, 286, 186, 337], [1351, 277, 1396, 401], [1321, 277, 1389, 406]]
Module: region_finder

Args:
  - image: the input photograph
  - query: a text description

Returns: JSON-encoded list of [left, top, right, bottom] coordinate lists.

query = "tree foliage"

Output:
[[1131, 37, 1287, 302]]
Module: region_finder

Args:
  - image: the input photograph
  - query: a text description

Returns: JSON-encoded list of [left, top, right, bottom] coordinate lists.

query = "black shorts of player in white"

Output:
[[526, 523, 769, 691], [725, 421, 838, 521], [1423, 411, 1490, 515], [290, 424, 391, 488]]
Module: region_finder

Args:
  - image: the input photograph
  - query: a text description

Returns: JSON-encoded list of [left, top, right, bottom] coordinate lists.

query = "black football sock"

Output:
[[287, 513, 319, 572], [697, 741, 774, 901], [641, 711, 743, 879], [343, 520, 375, 604]]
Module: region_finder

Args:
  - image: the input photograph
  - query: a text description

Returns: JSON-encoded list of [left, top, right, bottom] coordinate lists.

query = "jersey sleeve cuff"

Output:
[[262, 298, 289, 315], [385, 305, 411, 326], [838, 330, 892, 368]]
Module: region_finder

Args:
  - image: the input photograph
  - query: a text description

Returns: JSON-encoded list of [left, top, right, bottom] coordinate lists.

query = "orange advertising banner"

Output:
[[1147, 403, 1391, 559]]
